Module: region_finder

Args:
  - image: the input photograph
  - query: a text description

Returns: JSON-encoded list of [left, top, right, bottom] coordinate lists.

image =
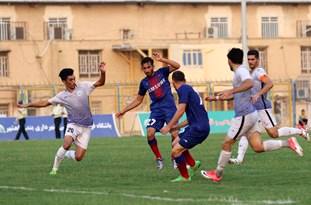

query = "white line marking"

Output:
[[0, 185, 297, 205]]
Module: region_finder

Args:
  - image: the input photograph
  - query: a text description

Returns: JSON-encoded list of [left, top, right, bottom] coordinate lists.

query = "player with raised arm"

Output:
[[116, 52, 180, 170], [200, 48, 303, 182], [161, 71, 210, 182], [18, 63, 106, 175], [229, 49, 309, 165]]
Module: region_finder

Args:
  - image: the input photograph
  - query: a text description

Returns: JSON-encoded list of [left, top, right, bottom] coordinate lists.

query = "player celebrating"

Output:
[[116, 52, 180, 170], [229, 49, 309, 165], [161, 71, 210, 182], [18, 63, 106, 175], [200, 48, 303, 182]]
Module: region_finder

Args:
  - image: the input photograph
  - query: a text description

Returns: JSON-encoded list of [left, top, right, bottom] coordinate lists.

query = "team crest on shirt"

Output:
[[77, 91, 83, 96]]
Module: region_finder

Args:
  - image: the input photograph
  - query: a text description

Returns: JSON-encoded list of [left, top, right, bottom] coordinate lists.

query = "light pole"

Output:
[[241, 0, 248, 65]]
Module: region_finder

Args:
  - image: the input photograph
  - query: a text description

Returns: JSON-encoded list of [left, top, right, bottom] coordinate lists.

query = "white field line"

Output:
[[0, 185, 297, 205]]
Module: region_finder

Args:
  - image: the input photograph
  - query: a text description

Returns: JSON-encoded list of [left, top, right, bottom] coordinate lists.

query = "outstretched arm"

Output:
[[217, 79, 253, 100], [93, 62, 106, 88], [115, 95, 145, 118], [152, 52, 180, 73], [251, 75, 273, 103], [18, 100, 51, 108]]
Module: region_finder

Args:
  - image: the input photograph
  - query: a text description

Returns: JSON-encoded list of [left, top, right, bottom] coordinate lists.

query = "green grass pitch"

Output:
[[0, 134, 310, 205]]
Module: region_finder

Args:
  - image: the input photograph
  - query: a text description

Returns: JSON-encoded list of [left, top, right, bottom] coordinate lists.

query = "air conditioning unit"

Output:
[[48, 26, 54, 40], [296, 87, 309, 99], [64, 28, 72, 40], [206, 27, 218, 38], [15, 27, 25, 40]]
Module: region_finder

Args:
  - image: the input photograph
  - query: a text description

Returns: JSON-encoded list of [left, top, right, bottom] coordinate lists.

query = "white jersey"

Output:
[[232, 65, 256, 117], [251, 67, 272, 110], [48, 81, 95, 127]]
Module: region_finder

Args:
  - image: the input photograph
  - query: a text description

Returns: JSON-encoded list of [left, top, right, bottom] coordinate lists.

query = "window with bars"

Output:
[[301, 47, 311, 73], [261, 17, 278, 38], [79, 50, 102, 78], [0, 17, 10, 40], [210, 17, 228, 38], [46, 17, 71, 40], [182, 49, 203, 68], [91, 101, 102, 114], [249, 47, 268, 71], [0, 104, 9, 117], [0, 51, 9, 77]]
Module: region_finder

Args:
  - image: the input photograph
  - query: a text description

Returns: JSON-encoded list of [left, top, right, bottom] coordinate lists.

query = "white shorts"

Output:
[[227, 111, 260, 140], [65, 123, 91, 150], [258, 108, 277, 129]]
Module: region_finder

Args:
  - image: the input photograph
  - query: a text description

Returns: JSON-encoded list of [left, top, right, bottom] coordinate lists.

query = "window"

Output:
[[79, 50, 102, 78], [261, 17, 278, 38], [46, 18, 71, 40], [182, 49, 203, 67], [249, 47, 268, 71], [0, 18, 10, 40], [91, 101, 102, 114], [210, 17, 228, 38], [301, 47, 311, 73], [120, 29, 133, 40], [0, 51, 9, 77], [0, 104, 9, 117]]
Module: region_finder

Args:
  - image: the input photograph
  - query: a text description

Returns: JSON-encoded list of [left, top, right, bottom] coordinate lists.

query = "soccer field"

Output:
[[0, 134, 310, 205]]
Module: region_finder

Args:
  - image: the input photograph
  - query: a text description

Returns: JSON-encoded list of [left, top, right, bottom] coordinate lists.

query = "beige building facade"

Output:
[[0, 0, 310, 129]]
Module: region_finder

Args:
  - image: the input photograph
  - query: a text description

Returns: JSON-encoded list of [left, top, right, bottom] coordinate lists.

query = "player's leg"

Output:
[[248, 131, 303, 156], [65, 126, 91, 161], [260, 109, 309, 140], [171, 142, 189, 182], [50, 134, 73, 175], [229, 136, 249, 164], [54, 117, 61, 139]]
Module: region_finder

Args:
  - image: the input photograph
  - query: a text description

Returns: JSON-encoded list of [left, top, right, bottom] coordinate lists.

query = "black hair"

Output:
[[247, 49, 259, 59], [227, 48, 243, 64], [59, 68, 74, 81], [141, 57, 154, 66], [172, 71, 186, 82]]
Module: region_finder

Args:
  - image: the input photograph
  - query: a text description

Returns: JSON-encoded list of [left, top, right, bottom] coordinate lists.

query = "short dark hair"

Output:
[[59, 68, 74, 81], [141, 57, 154, 66], [247, 49, 259, 59], [227, 48, 243, 64], [172, 71, 186, 82]]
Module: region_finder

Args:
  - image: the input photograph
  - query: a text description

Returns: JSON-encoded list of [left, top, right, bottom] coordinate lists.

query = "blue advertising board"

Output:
[[0, 114, 120, 141]]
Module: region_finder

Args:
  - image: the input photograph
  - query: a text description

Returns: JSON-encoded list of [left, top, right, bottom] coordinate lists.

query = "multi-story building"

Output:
[[0, 0, 310, 128]]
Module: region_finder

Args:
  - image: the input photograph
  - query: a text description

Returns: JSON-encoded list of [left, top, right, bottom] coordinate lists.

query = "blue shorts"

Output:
[[146, 109, 176, 132], [179, 126, 210, 149]]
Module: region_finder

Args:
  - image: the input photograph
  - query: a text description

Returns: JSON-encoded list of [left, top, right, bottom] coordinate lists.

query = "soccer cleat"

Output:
[[201, 169, 222, 182], [49, 169, 58, 175], [188, 160, 201, 177], [228, 158, 243, 165], [170, 175, 191, 182], [156, 158, 164, 170], [288, 137, 304, 157], [300, 129, 310, 141]]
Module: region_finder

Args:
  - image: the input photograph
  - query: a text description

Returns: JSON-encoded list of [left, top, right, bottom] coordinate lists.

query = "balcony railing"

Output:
[[297, 20, 311, 38], [0, 21, 27, 40]]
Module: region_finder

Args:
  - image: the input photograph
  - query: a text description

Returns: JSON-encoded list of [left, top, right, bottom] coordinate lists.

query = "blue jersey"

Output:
[[138, 67, 176, 112], [177, 84, 209, 130]]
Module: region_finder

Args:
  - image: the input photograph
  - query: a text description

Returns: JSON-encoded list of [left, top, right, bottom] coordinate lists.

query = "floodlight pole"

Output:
[[241, 0, 248, 65]]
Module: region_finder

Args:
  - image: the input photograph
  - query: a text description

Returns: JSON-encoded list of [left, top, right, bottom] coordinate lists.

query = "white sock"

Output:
[[263, 140, 288, 151], [278, 127, 302, 137], [65, 150, 76, 161], [216, 150, 231, 177], [52, 146, 67, 170], [237, 136, 249, 162]]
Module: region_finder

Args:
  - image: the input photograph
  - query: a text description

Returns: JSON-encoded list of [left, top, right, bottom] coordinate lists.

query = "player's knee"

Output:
[[267, 129, 278, 138], [75, 154, 84, 161], [63, 144, 71, 150], [252, 145, 264, 153]]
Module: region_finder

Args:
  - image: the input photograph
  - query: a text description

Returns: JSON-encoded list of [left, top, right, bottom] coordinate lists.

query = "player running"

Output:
[[116, 52, 180, 170], [18, 63, 106, 175], [200, 48, 303, 182], [161, 71, 210, 182], [229, 49, 309, 165]]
